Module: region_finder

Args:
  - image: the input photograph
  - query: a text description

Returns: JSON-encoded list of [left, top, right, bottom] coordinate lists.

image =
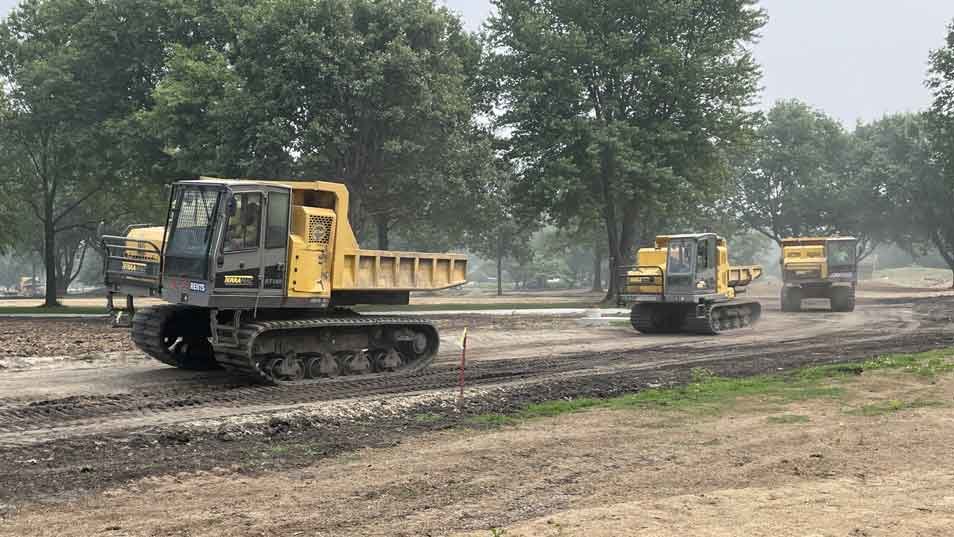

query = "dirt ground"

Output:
[[0, 318, 135, 358], [4, 356, 954, 537], [0, 288, 952, 536]]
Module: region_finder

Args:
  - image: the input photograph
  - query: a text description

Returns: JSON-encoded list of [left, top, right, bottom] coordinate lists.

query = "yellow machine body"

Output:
[[781, 239, 829, 280], [106, 178, 467, 306], [102, 178, 469, 384], [623, 235, 762, 300], [780, 236, 858, 312], [618, 233, 763, 335]]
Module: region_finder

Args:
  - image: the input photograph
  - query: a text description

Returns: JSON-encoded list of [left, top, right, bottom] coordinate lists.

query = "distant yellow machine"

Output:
[[103, 177, 467, 384], [17, 276, 40, 297], [617, 233, 762, 334], [780, 237, 858, 312]]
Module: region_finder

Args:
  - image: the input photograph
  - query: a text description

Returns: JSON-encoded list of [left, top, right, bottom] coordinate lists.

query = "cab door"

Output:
[[214, 189, 264, 294], [260, 188, 291, 297], [695, 237, 717, 292]]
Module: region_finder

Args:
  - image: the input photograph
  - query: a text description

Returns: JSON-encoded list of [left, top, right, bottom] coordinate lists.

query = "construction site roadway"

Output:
[[0, 292, 952, 506]]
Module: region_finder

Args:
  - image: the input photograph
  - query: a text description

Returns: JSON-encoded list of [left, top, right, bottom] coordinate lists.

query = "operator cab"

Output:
[[826, 237, 858, 276], [161, 179, 296, 307], [665, 233, 718, 296]]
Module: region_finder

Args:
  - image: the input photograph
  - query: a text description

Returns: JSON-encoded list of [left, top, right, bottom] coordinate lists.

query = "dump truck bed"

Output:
[[337, 250, 468, 291], [728, 266, 762, 288]]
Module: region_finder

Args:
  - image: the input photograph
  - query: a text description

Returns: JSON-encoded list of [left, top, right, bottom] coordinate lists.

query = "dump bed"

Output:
[[337, 250, 468, 291], [727, 266, 762, 288]]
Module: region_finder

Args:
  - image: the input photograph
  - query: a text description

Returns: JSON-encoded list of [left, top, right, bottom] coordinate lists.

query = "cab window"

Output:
[[224, 193, 262, 252], [265, 192, 290, 249], [828, 241, 856, 266], [667, 241, 693, 274], [696, 240, 710, 270]]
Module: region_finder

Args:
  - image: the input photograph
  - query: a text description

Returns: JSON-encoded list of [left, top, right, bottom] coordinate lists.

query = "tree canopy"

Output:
[[0, 0, 174, 304], [2, 0, 954, 298], [485, 0, 766, 298], [143, 0, 482, 248]]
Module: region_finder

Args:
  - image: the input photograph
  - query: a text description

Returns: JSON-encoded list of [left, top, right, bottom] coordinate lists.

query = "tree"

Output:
[[143, 0, 482, 248], [461, 151, 534, 297], [0, 0, 176, 305], [485, 0, 765, 301], [926, 21, 954, 285], [733, 101, 853, 240]]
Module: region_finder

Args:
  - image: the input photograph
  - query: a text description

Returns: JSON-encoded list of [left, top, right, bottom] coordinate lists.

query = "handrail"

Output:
[[617, 265, 665, 281], [101, 234, 163, 288]]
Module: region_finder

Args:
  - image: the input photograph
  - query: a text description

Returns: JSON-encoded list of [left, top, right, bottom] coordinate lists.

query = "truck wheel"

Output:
[[831, 287, 856, 312], [781, 288, 802, 312]]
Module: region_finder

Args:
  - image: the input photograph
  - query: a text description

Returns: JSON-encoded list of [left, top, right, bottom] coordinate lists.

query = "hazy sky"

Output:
[[442, 0, 954, 126], [2, 0, 952, 126]]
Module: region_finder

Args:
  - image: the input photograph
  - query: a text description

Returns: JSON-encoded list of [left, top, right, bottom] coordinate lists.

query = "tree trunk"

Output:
[[42, 202, 60, 307], [602, 212, 620, 302], [496, 236, 504, 297], [930, 232, 954, 289], [599, 145, 621, 303], [375, 213, 389, 250], [619, 203, 638, 268], [590, 239, 603, 292]]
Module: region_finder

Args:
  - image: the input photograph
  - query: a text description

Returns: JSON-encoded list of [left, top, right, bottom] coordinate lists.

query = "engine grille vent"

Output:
[[308, 215, 333, 244]]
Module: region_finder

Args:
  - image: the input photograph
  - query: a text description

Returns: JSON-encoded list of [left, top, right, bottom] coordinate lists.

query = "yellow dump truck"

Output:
[[103, 178, 467, 384], [780, 237, 857, 312], [617, 233, 762, 334]]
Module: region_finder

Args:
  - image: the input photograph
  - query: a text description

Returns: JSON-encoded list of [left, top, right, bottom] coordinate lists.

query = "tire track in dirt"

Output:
[[0, 327, 930, 446], [0, 299, 935, 448]]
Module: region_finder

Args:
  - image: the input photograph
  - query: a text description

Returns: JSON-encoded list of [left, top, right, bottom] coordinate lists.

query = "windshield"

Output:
[[667, 240, 694, 275], [165, 186, 222, 278], [827, 240, 857, 268]]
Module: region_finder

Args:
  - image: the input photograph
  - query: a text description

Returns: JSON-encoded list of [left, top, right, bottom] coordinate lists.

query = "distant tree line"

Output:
[[1, 0, 954, 306]]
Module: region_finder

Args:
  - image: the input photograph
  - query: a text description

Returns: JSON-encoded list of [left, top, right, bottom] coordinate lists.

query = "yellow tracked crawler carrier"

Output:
[[103, 178, 467, 384], [617, 233, 762, 334], [780, 237, 858, 312]]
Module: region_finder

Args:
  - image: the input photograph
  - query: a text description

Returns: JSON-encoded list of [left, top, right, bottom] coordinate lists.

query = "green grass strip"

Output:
[[469, 348, 954, 426]]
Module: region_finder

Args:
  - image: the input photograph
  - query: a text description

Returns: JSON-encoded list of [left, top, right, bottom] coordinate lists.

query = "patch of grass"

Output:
[[849, 399, 947, 417], [413, 412, 444, 423], [605, 375, 843, 416], [467, 348, 954, 427], [521, 398, 603, 418], [268, 445, 290, 456], [767, 414, 811, 424], [862, 350, 954, 376]]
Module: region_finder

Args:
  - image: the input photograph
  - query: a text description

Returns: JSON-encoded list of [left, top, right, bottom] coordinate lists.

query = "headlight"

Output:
[[696, 280, 708, 289]]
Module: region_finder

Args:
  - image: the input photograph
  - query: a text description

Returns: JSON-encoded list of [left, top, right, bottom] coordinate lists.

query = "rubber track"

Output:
[[685, 301, 762, 335], [629, 304, 659, 333], [130, 305, 180, 368], [211, 315, 441, 385], [630, 301, 761, 335]]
